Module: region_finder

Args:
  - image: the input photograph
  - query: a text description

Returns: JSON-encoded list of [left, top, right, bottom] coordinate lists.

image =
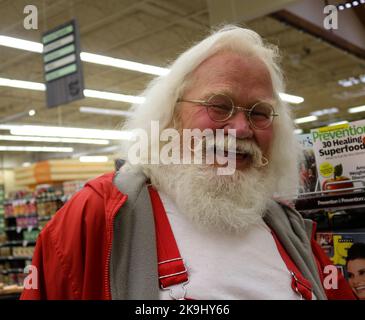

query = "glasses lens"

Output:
[[206, 94, 233, 121], [250, 102, 274, 129]]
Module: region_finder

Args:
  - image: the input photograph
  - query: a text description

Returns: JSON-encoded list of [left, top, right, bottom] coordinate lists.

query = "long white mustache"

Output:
[[190, 134, 269, 168]]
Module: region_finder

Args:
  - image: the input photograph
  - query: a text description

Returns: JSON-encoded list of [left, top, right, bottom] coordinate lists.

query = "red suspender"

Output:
[[148, 186, 189, 289], [271, 231, 313, 300]]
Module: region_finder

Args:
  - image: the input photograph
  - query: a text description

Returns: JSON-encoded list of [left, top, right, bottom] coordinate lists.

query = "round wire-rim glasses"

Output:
[[178, 93, 279, 129]]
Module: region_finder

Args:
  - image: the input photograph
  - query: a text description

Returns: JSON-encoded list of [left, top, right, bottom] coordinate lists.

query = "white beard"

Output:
[[143, 163, 276, 234]]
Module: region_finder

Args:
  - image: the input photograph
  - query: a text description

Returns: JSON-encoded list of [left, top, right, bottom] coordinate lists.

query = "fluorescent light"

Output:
[[80, 106, 133, 117], [0, 124, 134, 140], [294, 115, 318, 124], [22, 162, 31, 167], [84, 89, 145, 104], [0, 35, 169, 76], [0, 135, 109, 145], [294, 129, 303, 134], [0, 110, 35, 123], [80, 52, 169, 76], [338, 75, 365, 87], [311, 108, 338, 117], [0, 76, 143, 104], [79, 156, 109, 163], [338, 79, 352, 87], [0, 35, 43, 53], [279, 92, 304, 104], [345, 2, 352, 8], [348, 105, 365, 113], [329, 121, 348, 126], [0, 146, 73, 152], [28, 110, 36, 116], [0, 77, 45, 91]]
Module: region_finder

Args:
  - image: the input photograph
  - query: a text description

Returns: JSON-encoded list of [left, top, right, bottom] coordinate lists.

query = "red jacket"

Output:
[[20, 172, 355, 300]]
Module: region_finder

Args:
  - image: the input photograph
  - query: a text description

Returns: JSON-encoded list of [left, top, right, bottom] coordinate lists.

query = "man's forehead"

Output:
[[190, 52, 271, 86], [188, 52, 274, 101]]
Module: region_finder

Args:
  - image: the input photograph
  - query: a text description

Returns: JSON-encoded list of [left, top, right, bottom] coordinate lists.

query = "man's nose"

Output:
[[224, 110, 254, 139]]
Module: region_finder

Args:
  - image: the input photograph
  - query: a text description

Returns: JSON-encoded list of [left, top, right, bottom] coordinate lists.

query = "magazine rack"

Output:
[[288, 179, 365, 232], [294, 179, 365, 213]]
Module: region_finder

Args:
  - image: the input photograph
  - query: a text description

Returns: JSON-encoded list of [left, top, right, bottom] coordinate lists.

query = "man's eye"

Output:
[[251, 103, 273, 119], [251, 110, 270, 119], [209, 104, 231, 110]]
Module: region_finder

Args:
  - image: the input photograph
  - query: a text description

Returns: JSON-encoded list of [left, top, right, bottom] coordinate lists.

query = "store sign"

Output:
[[42, 20, 84, 108]]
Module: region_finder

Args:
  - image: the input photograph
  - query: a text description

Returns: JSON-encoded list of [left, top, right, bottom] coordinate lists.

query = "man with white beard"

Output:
[[21, 26, 355, 300]]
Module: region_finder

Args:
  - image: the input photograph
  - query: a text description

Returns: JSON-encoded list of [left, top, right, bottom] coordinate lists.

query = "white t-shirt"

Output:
[[158, 191, 301, 300]]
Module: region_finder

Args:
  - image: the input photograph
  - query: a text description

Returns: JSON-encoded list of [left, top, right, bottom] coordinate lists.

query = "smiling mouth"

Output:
[[214, 146, 252, 162], [224, 150, 251, 161], [354, 285, 365, 292]]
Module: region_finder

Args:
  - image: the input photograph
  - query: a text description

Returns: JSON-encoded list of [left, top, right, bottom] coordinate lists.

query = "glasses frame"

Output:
[[178, 93, 279, 129]]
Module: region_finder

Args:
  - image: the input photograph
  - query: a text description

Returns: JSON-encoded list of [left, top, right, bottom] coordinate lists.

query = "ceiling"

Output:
[[0, 0, 365, 165]]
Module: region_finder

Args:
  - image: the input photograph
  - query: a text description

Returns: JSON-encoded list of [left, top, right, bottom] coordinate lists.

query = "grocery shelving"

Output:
[[295, 180, 365, 213], [0, 180, 85, 291], [0, 185, 5, 243]]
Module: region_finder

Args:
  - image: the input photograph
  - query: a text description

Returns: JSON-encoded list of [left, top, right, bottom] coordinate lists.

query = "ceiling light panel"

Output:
[[0, 135, 109, 145], [0, 124, 134, 141], [0, 146, 73, 152], [294, 115, 318, 124]]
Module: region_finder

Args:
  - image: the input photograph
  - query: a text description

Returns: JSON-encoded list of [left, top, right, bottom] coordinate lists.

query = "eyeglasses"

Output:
[[178, 93, 279, 129]]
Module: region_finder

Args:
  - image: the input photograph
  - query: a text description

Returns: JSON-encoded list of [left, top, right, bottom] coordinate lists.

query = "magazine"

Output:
[[316, 231, 365, 279], [296, 134, 318, 193], [311, 120, 365, 192]]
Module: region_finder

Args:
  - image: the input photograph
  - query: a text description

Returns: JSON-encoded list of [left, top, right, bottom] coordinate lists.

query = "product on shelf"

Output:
[[62, 180, 85, 202], [4, 190, 34, 218], [23, 230, 40, 242], [35, 184, 62, 217], [12, 247, 35, 258], [0, 185, 6, 242]]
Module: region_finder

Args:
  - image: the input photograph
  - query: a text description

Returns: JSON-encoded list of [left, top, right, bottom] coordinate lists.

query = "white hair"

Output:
[[122, 25, 299, 196]]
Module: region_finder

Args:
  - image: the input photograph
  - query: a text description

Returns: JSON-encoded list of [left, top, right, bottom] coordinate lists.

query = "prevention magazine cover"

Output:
[[311, 120, 365, 192]]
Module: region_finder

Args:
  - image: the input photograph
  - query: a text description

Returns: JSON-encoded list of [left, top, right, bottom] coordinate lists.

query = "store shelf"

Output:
[[294, 185, 365, 213], [37, 215, 53, 222], [4, 214, 52, 222], [0, 241, 36, 248], [0, 256, 33, 263], [4, 226, 40, 232], [1, 268, 24, 275], [4, 214, 37, 220], [0, 292, 22, 300]]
